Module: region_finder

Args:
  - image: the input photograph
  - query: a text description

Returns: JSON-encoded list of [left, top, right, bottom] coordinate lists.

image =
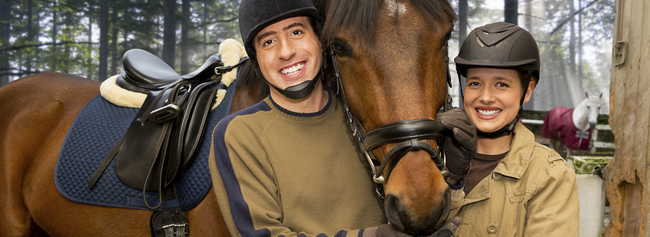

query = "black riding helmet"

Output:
[[454, 22, 540, 138], [239, 0, 324, 100]]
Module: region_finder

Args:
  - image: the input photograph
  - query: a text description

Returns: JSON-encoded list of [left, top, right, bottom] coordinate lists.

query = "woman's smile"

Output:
[[476, 107, 502, 118]]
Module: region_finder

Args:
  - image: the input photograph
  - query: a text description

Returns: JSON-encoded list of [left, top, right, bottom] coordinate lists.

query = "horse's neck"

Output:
[[572, 100, 590, 131]]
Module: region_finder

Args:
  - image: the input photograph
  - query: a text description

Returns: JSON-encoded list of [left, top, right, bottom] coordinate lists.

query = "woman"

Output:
[[449, 22, 579, 236]]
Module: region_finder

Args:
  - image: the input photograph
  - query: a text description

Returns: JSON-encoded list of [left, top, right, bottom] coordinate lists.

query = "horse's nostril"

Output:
[[384, 194, 406, 232]]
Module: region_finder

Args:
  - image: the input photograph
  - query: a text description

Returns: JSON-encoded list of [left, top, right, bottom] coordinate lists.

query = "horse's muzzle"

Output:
[[385, 188, 451, 236]]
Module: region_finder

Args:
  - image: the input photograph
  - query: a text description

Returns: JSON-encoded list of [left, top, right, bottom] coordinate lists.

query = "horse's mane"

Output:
[[237, 60, 270, 100], [316, 0, 457, 44]]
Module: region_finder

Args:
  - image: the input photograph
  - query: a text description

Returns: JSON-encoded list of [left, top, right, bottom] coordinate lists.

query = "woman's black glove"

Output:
[[436, 108, 477, 181]]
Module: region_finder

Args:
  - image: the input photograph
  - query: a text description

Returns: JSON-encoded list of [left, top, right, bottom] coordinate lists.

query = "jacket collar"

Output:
[[492, 122, 535, 179]]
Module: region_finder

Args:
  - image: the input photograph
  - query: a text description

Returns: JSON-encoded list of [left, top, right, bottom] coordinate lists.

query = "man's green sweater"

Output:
[[209, 88, 385, 237]]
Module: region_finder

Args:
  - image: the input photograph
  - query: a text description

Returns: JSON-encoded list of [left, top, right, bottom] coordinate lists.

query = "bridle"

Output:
[[328, 45, 453, 200]]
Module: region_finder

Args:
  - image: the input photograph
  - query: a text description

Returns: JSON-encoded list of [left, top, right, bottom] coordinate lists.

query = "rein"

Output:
[[328, 46, 452, 200]]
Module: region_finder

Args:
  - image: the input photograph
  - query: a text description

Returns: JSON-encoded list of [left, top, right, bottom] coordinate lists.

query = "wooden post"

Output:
[[604, 0, 650, 236], [590, 128, 598, 154]]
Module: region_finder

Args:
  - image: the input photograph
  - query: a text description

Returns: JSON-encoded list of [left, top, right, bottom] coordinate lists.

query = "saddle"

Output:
[[88, 48, 240, 202]]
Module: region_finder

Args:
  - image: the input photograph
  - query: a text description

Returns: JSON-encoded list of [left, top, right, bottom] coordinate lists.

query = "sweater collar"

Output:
[[267, 86, 334, 118]]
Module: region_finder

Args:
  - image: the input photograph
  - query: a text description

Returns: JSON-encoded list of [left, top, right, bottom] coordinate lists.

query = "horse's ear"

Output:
[[585, 91, 589, 98]]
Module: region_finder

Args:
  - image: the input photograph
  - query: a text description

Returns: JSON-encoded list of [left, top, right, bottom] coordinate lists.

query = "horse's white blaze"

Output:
[[385, 0, 406, 18]]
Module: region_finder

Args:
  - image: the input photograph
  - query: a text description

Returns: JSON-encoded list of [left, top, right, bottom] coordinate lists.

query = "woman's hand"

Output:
[[436, 108, 477, 181]]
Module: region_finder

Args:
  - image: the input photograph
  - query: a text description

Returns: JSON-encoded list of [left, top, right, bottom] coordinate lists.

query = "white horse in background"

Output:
[[542, 92, 604, 157], [574, 92, 603, 131]]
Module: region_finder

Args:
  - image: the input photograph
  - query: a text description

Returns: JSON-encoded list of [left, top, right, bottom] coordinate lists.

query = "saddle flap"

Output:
[[115, 89, 174, 191], [181, 87, 219, 168], [165, 84, 218, 186], [115, 82, 219, 191]]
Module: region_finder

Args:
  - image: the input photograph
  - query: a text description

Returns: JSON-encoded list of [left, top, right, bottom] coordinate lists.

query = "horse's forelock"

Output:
[[413, 0, 458, 31], [320, 0, 457, 45], [321, 0, 380, 44]]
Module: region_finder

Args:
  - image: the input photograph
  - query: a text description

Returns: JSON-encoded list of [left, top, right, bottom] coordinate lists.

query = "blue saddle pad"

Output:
[[55, 81, 237, 210]]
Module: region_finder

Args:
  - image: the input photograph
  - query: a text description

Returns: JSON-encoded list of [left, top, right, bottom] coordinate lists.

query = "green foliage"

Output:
[[1, 0, 616, 90], [2, 0, 242, 84], [568, 156, 611, 174]]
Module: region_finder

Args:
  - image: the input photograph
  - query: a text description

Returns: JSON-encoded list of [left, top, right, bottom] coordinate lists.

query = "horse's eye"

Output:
[[444, 32, 452, 42], [332, 42, 346, 55], [587, 106, 590, 109]]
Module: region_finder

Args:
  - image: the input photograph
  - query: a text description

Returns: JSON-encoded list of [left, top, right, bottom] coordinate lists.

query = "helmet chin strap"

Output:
[[476, 73, 532, 139], [253, 53, 327, 100], [267, 69, 322, 100]]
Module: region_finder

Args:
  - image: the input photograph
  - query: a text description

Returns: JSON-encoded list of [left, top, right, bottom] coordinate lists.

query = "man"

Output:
[[208, 0, 472, 236]]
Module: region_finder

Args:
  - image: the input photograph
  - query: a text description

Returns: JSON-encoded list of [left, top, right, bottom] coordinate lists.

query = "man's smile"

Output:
[[281, 62, 305, 76]]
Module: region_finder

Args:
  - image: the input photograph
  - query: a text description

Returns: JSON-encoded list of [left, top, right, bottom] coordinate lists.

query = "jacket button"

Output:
[[487, 224, 498, 234], [492, 173, 502, 181]]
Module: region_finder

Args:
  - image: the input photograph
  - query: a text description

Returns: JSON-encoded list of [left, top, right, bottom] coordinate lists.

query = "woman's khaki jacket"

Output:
[[450, 122, 580, 236]]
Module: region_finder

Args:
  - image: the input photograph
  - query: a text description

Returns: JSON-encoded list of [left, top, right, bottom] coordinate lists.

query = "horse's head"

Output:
[[585, 92, 603, 129], [575, 91, 603, 131], [318, 0, 456, 235]]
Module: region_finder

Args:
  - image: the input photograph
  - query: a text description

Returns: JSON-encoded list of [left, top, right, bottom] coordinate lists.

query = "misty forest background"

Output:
[[0, 0, 615, 111]]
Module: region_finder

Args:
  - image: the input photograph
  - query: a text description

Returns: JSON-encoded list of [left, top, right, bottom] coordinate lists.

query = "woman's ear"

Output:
[[522, 80, 536, 104]]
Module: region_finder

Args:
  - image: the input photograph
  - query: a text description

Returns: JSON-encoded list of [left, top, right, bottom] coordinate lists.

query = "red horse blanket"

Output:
[[541, 107, 592, 150]]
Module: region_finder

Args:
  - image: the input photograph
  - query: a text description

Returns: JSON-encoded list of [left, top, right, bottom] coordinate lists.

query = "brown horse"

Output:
[[319, 0, 456, 235], [0, 0, 455, 236]]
